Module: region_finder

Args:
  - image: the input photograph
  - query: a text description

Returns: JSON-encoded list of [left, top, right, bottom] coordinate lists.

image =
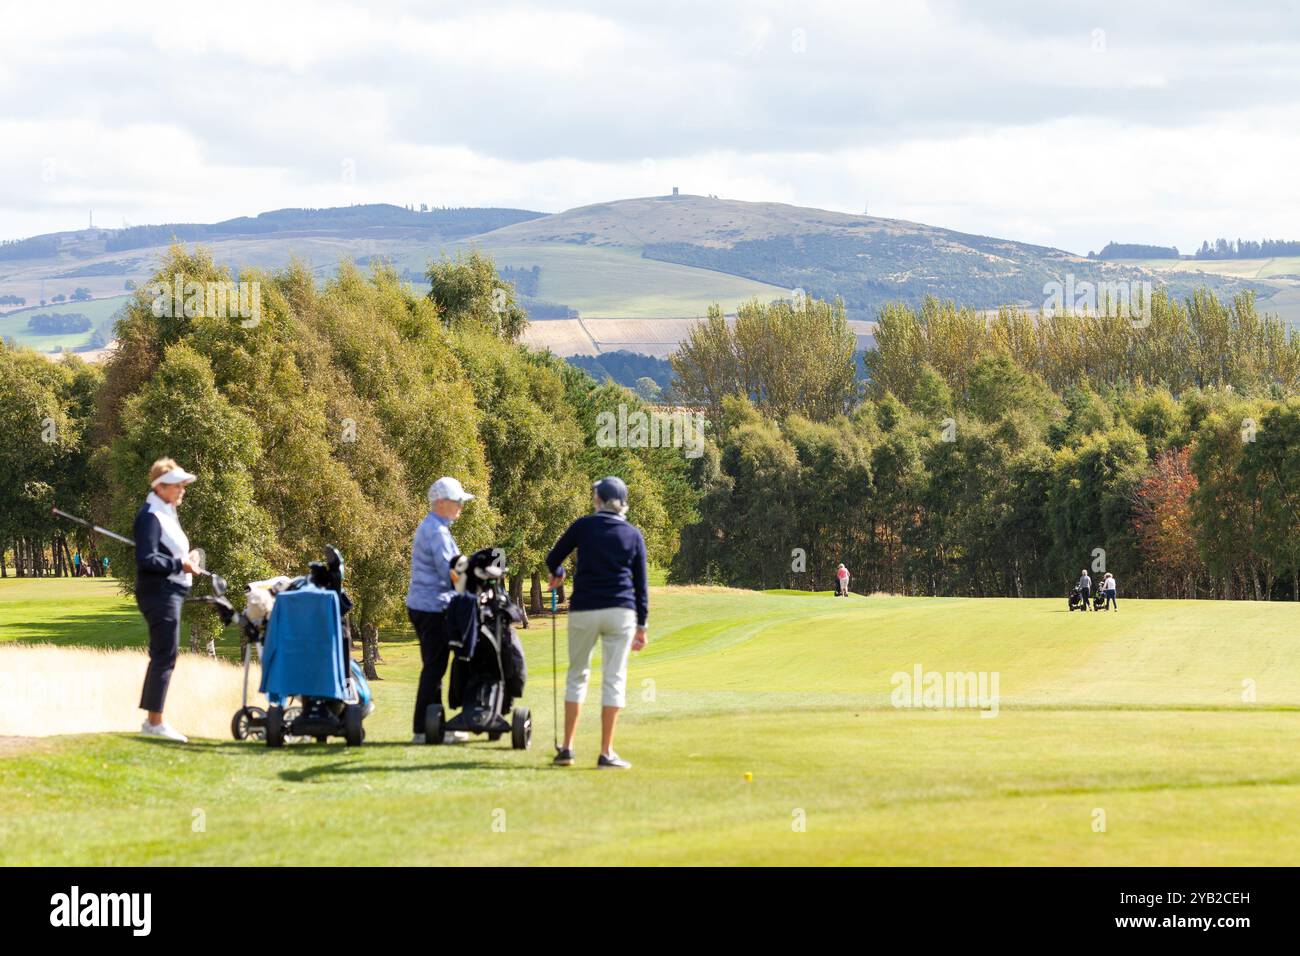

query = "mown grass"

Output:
[[2, 578, 1298, 865]]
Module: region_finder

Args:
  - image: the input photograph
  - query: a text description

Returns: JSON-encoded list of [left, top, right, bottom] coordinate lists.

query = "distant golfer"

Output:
[[135, 457, 203, 743], [406, 477, 475, 744], [546, 476, 648, 770], [836, 563, 850, 596], [1077, 569, 1092, 612], [1102, 572, 1118, 611]]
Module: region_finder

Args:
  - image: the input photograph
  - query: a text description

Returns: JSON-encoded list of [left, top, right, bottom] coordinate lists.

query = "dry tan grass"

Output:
[[0, 645, 258, 739]]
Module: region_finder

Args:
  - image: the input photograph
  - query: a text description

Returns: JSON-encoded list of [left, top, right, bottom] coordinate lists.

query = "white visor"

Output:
[[151, 467, 197, 488]]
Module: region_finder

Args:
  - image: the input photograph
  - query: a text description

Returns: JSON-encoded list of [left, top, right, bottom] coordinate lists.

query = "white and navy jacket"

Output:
[[133, 491, 192, 596]]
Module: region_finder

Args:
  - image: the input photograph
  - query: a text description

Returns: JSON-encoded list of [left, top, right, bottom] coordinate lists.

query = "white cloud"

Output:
[[1, 0, 1297, 253]]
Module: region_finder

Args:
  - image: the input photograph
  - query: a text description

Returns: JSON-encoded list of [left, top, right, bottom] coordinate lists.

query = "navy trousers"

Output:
[[137, 589, 184, 712], [409, 608, 449, 733]]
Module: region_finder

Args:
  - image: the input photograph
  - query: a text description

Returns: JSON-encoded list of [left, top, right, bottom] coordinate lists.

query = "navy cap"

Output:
[[593, 475, 628, 505]]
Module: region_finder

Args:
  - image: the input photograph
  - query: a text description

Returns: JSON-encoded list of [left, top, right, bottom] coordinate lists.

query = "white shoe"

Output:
[[140, 720, 188, 743], [411, 733, 426, 744], [443, 730, 470, 744]]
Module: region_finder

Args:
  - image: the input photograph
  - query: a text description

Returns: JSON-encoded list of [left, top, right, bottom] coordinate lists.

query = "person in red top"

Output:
[[835, 563, 850, 596]]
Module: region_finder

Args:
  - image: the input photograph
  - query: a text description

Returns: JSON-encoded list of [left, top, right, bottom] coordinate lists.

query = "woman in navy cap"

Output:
[[545, 476, 648, 769]]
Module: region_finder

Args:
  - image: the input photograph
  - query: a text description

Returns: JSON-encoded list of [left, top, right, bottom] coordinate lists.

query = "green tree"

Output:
[[106, 343, 274, 639], [426, 250, 528, 341]]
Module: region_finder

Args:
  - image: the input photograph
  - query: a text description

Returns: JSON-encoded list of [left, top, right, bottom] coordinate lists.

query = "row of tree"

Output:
[[1195, 238, 1300, 259], [1, 247, 697, 674], [668, 288, 1300, 600], [869, 290, 1300, 399]]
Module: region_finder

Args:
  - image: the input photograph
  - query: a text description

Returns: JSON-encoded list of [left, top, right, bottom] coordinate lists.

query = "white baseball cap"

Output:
[[151, 466, 197, 488], [428, 476, 475, 504]]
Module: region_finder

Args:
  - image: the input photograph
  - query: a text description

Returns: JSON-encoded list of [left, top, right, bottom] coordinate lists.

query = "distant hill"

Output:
[[1, 194, 1289, 357], [100, 204, 545, 252], [474, 194, 1256, 321]]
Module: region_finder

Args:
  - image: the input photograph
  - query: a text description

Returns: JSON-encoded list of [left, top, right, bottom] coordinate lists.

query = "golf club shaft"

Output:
[[51, 506, 211, 577], [51, 507, 135, 547], [551, 586, 558, 752]]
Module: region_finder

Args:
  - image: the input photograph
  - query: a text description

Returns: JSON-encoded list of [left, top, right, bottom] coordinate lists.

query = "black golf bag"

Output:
[[1068, 586, 1083, 611], [425, 548, 531, 749]]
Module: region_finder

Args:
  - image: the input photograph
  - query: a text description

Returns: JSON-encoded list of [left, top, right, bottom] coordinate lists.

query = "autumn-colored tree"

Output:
[[1132, 447, 1203, 597]]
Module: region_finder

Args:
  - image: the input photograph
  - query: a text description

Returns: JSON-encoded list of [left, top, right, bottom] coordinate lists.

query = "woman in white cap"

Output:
[[134, 457, 203, 742], [407, 476, 475, 743]]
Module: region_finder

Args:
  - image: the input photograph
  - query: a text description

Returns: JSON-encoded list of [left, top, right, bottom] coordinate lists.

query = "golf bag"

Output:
[[1068, 586, 1084, 611], [426, 547, 531, 749], [193, 546, 372, 745], [259, 546, 372, 747]]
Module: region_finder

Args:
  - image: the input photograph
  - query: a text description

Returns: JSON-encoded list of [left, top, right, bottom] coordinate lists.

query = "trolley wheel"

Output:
[[266, 705, 285, 748], [343, 704, 364, 747], [245, 706, 267, 740], [231, 707, 254, 740], [424, 703, 445, 744], [511, 707, 532, 750]]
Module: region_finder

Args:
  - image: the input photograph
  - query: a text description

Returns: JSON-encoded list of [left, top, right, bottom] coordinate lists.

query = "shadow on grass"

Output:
[[134, 736, 546, 766], [11, 609, 142, 648], [277, 759, 544, 782]]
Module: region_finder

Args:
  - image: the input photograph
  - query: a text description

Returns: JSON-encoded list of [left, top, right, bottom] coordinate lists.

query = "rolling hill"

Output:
[[0, 196, 1283, 357]]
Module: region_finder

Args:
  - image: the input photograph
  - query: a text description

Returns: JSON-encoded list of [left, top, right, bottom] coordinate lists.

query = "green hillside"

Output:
[[0, 197, 1283, 351], [0, 296, 128, 353], [477, 195, 1260, 321]]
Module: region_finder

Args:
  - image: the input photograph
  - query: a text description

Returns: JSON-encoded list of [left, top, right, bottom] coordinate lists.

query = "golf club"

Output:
[[551, 584, 559, 753], [51, 506, 227, 595]]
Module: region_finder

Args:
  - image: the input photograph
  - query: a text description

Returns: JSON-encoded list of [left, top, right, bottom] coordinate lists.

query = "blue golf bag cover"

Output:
[[260, 583, 350, 703]]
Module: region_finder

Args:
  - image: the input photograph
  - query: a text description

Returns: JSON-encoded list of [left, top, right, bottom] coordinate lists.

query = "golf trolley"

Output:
[[191, 546, 373, 746], [188, 580, 272, 741], [425, 548, 531, 750]]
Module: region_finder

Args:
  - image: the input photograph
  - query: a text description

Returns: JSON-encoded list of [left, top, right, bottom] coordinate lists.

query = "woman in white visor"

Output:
[[134, 457, 203, 743]]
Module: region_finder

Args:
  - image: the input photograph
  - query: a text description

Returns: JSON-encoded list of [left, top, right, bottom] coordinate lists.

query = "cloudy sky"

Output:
[[2, 0, 1298, 254]]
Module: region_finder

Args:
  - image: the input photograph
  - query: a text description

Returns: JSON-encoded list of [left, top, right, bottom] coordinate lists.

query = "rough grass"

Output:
[[0, 644, 257, 738]]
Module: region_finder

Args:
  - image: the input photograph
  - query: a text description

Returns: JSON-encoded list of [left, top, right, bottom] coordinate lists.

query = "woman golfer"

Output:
[[546, 476, 648, 769], [135, 457, 203, 743], [407, 476, 475, 743]]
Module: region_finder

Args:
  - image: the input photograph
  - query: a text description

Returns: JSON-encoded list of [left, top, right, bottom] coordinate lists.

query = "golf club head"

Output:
[[211, 573, 228, 598]]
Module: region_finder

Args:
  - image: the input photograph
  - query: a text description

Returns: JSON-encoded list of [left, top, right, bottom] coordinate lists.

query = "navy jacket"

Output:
[[133, 501, 190, 599], [546, 512, 648, 626]]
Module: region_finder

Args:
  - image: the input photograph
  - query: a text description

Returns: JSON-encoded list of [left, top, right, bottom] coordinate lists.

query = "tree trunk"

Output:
[[61, 536, 75, 578], [189, 626, 200, 654], [362, 622, 380, 681], [529, 570, 543, 615]]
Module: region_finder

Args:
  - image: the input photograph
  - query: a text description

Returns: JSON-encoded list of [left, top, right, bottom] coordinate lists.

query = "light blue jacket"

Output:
[[406, 512, 458, 612]]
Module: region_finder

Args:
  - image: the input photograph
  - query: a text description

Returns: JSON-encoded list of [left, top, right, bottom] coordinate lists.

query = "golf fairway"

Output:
[[2, 579, 1298, 865]]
